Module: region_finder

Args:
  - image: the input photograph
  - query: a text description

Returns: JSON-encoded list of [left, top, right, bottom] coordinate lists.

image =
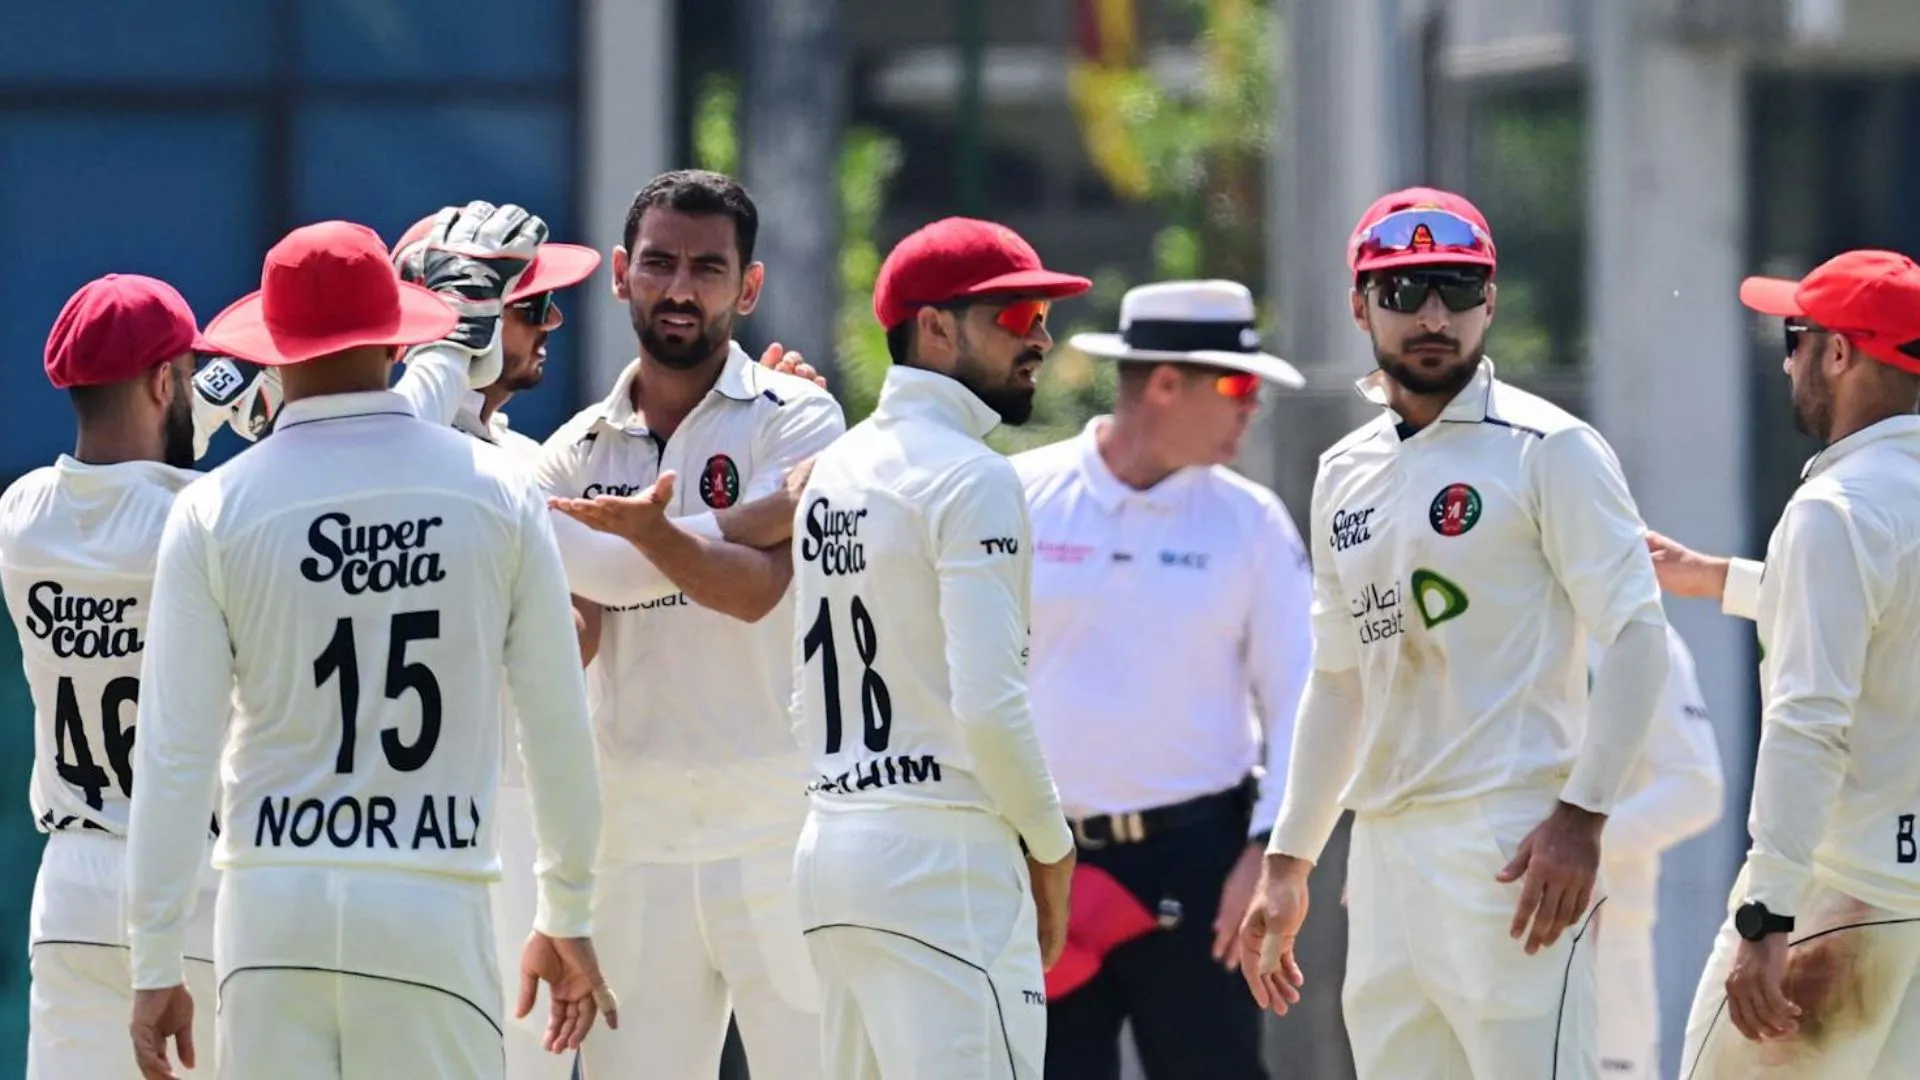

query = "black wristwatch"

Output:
[[1735, 901, 1795, 942]]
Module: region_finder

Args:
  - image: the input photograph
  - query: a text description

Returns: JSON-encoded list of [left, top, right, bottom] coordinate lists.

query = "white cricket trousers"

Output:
[[794, 803, 1047, 1080], [215, 864, 504, 1079], [1344, 791, 1602, 1080], [578, 834, 822, 1080], [1594, 905, 1660, 1079], [28, 831, 218, 1079], [1679, 870, 1920, 1079], [490, 786, 579, 1080]]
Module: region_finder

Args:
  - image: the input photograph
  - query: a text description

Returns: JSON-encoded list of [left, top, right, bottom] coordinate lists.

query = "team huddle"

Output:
[[5, 167, 1919, 1080]]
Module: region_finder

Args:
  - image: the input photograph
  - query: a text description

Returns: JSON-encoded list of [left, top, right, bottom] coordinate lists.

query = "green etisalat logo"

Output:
[[1410, 569, 1469, 629]]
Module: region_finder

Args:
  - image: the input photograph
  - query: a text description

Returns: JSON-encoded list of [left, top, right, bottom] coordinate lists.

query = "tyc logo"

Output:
[[23, 582, 142, 658], [801, 497, 867, 576], [980, 537, 1019, 555]]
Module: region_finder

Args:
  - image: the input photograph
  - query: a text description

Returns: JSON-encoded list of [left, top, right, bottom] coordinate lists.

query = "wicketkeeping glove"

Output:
[[403, 200, 549, 388], [191, 355, 283, 461]]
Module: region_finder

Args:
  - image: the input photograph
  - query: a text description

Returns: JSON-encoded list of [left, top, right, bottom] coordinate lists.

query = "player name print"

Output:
[[299, 511, 449, 595], [22, 581, 143, 658], [801, 496, 867, 576], [808, 754, 944, 796], [254, 792, 481, 852]]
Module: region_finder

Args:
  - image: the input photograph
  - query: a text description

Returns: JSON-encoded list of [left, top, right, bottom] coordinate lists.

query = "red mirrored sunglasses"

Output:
[[992, 298, 1050, 336], [1213, 371, 1261, 400]]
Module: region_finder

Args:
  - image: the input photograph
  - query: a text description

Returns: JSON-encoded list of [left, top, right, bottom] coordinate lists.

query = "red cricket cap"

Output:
[[1740, 250, 1920, 374], [202, 221, 459, 367], [873, 217, 1091, 330], [44, 273, 210, 390], [391, 212, 602, 301], [1348, 186, 1498, 277]]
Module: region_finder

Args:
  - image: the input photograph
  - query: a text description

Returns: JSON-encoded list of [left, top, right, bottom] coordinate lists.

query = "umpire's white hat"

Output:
[[1068, 280, 1304, 389]]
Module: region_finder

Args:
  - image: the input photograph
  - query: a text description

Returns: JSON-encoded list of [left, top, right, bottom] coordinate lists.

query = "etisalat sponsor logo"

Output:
[[1350, 569, 1469, 644]]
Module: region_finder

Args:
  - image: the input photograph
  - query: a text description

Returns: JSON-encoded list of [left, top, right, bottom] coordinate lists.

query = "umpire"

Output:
[[1013, 280, 1313, 1079]]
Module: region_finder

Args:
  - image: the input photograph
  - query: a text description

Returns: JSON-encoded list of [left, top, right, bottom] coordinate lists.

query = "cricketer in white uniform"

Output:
[[125, 219, 613, 1079], [1667, 250, 1920, 1079], [1019, 280, 1311, 1080], [1590, 628, 1723, 1079], [535, 170, 844, 1080], [1240, 187, 1669, 1080], [792, 216, 1089, 1080], [394, 203, 606, 1080]]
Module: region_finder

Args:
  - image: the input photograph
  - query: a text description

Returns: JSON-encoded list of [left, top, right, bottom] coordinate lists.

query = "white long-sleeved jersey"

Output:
[[1741, 416, 1920, 917], [537, 343, 845, 862], [126, 390, 602, 990], [791, 366, 1074, 865]]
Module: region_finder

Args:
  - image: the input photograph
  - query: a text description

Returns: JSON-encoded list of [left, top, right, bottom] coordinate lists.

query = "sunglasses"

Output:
[[1784, 320, 1826, 357], [989, 298, 1050, 336], [1370, 269, 1491, 315], [1212, 371, 1261, 400], [508, 291, 558, 328], [1354, 208, 1496, 266]]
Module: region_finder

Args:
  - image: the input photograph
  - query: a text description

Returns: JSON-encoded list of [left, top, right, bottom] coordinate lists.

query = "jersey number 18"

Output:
[[804, 596, 893, 754]]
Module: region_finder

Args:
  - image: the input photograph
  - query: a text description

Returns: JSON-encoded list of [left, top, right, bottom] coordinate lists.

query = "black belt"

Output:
[[1069, 778, 1254, 850]]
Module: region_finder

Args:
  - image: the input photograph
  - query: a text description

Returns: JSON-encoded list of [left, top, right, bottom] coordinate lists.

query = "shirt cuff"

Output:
[[1022, 816, 1075, 866], [1723, 557, 1764, 621], [534, 880, 596, 940], [1743, 852, 1810, 918], [680, 512, 722, 542], [130, 930, 186, 991]]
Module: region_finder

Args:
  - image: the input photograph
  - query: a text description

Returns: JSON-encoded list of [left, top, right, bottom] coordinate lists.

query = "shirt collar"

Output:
[[1802, 414, 1920, 480], [1354, 358, 1498, 427], [273, 390, 416, 432], [872, 366, 1002, 440], [1074, 416, 1202, 513], [593, 341, 759, 433], [52, 455, 200, 488]]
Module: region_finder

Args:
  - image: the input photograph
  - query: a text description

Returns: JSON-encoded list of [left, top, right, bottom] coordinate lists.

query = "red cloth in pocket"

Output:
[[1043, 863, 1159, 999]]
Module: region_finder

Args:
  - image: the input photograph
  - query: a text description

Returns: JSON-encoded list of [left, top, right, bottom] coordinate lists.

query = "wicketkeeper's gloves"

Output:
[[394, 200, 548, 389], [190, 354, 283, 461]]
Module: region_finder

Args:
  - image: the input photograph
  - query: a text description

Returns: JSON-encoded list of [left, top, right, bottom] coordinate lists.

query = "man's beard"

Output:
[[955, 347, 1042, 426], [1375, 332, 1484, 397], [637, 300, 730, 371], [1792, 366, 1833, 441], [163, 373, 196, 469], [498, 335, 547, 393]]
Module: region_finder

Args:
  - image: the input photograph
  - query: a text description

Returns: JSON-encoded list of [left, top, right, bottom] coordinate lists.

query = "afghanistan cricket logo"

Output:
[[1428, 483, 1482, 537], [699, 454, 741, 509]]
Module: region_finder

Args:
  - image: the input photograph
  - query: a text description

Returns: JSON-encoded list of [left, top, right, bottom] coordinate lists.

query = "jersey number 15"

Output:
[[314, 611, 443, 773]]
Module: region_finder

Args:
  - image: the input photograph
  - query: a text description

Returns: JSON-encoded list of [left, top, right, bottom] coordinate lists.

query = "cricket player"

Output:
[[125, 219, 614, 1079], [1237, 187, 1671, 1079], [3, 275, 228, 1078], [534, 169, 844, 1080], [791, 216, 1088, 1079], [1648, 250, 1920, 1078], [1019, 279, 1311, 1080], [1592, 627, 1723, 1078]]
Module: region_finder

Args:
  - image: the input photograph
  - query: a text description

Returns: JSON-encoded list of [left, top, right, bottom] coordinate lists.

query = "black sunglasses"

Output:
[[508, 291, 556, 326], [1783, 320, 1826, 357], [1370, 269, 1491, 315]]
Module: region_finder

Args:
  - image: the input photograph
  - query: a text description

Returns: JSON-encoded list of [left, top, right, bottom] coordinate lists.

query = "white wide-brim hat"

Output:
[[1068, 279, 1304, 389]]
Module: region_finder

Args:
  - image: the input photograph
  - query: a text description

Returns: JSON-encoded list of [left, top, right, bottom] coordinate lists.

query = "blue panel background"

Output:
[[0, 112, 268, 475], [293, 103, 586, 440], [298, 0, 577, 82], [0, 1, 272, 85]]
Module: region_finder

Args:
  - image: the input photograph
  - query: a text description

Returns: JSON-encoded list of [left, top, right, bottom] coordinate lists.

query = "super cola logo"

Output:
[[23, 581, 142, 659], [300, 512, 448, 595]]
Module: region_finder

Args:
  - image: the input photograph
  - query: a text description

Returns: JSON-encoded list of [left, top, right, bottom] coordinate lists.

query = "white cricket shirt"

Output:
[[1298, 361, 1665, 819], [538, 343, 845, 862], [1744, 415, 1920, 917], [1014, 418, 1312, 835], [791, 365, 1074, 865], [126, 390, 602, 989], [0, 458, 199, 839], [1596, 628, 1723, 918]]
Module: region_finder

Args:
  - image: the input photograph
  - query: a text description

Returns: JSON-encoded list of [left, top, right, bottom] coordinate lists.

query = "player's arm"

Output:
[[1535, 427, 1668, 814], [1645, 530, 1766, 621], [1744, 497, 1873, 916], [126, 498, 234, 992], [933, 456, 1074, 864], [1601, 632, 1725, 858], [1244, 498, 1316, 842], [503, 482, 603, 938], [393, 342, 479, 427], [551, 394, 846, 623]]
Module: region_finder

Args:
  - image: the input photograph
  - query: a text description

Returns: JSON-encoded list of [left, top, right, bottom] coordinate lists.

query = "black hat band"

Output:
[[1121, 318, 1256, 353]]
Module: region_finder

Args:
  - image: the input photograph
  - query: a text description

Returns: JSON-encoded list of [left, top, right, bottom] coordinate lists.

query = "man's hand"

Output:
[[1027, 848, 1076, 971], [517, 932, 620, 1053], [1725, 934, 1800, 1042], [1212, 843, 1266, 970], [1496, 801, 1605, 955], [1645, 531, 1732, 601], [129, 984, 195, 1079], [758, 341, 828, 389], [550, 473, 676, 548], [1238, 854, 1309, 1015], [409, 200, 549, 385]]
